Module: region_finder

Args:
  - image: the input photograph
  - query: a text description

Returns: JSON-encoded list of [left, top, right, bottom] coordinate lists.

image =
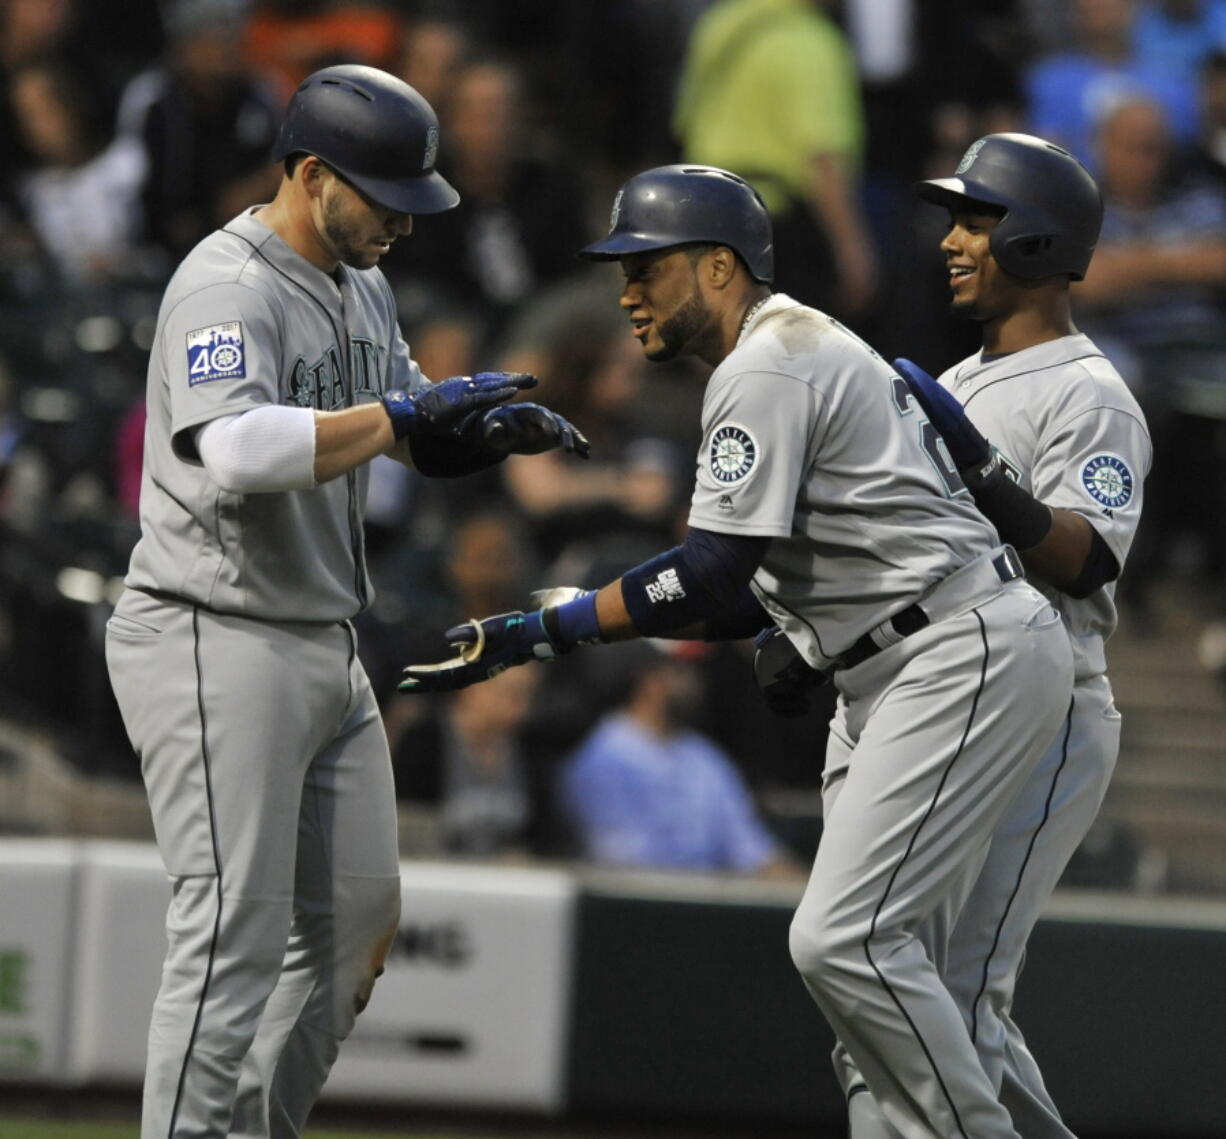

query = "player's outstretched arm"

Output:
[[894, 357, 1115, 598], [399, 530, 773, 694]]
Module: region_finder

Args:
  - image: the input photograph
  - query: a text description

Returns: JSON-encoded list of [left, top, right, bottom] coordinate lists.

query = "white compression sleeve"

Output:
[[194, 405, 317, 493]]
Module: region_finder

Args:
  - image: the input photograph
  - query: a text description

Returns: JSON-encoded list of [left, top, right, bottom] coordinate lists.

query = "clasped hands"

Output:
[[383, 371, 590, 458]]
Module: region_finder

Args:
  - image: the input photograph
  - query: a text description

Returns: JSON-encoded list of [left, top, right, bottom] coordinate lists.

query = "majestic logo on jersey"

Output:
[[956, 138, 987, 175], [187, 322, 245, 385], [423, 125, 439, 170], [717, 494, 734, 512], [645, 568, 686, 604], [1080, 453, 1134, 508], [709, 423, 757, 485]]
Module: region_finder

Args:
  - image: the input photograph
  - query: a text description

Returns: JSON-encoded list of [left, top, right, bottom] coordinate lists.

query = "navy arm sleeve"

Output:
[[621, 526, 771, 638]]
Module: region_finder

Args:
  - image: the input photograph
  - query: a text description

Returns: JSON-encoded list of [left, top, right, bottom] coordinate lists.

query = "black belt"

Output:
[[836, 548, 1024, 671]]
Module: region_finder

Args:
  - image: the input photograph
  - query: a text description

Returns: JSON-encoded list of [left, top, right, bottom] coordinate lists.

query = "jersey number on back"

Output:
[[889, 376, 966, 498]]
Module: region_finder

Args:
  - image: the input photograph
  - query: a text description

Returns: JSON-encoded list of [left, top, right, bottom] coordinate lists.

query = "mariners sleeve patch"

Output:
[[187, 322, 246, 385], [1080, 453, 1134, 508], [709, 423, 758, 485]]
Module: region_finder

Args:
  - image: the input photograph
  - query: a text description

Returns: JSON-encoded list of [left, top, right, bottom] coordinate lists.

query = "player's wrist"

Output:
[[381, 389, 419, 440], [958, 448, 1002, 491], [962, 458, 1053, 551], [540, 590, 602, 651]]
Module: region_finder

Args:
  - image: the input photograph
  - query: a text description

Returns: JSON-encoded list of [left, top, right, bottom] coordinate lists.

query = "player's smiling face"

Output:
[[941, 208, 1012, 321], [618, 247, 713, 363], [320, 170, 412, 271]]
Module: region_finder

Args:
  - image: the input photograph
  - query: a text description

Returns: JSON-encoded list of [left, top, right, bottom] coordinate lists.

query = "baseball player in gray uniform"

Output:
[[399, 165, 1075, 1138], [104, 66, 586, 1139], [833, 136, 1152, 1138]]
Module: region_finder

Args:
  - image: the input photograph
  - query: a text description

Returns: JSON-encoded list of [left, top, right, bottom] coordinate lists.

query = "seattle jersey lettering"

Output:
[[187, 322, 245, 385], [288, 337, 386, 410]]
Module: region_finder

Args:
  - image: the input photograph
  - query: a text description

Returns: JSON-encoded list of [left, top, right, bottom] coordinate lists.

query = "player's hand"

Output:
[[893, 357, 990, 472], [478, 403, 591, 458], [382, 372, 537, 440], [399, 608, 565, 694], [752, 627, 828, 717]]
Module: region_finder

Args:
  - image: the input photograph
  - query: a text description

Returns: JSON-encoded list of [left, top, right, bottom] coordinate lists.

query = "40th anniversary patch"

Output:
[[187, 322, 246, 385], [710, 423, 758, 484], [1080, 453, 1134, 508]]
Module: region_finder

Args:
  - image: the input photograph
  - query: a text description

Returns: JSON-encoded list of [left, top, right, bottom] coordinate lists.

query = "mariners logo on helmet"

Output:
[[710, 424, 757, 484], [608, 189, 623, 232], [956, 138, 987, 175], [423, 125, 439, 171], [1080, 453, 1134, 508]]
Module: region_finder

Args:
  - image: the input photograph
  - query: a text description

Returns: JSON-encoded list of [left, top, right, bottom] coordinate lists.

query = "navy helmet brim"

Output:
[[350, 168, 459, 215], [917, 177, 1008, 215]]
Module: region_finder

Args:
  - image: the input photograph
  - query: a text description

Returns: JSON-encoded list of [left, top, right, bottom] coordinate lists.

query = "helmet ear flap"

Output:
[[993, 229, 1056, 276]]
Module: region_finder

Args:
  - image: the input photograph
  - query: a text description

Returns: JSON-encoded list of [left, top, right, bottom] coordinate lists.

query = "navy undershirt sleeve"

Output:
[[684, 527, 771, 608], [1064, 525, 1120, 599]]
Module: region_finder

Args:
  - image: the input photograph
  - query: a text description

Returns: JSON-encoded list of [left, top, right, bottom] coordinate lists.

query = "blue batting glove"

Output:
[[893, 357, 991, 472], [399, 608, 565, 694], [382, 372, 537, 440], [479, 402, 592, 458]]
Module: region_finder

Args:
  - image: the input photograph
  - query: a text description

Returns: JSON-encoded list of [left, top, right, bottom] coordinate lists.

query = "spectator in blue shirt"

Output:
[[1076, 95, 1226, 367], [562, 641, 803, 878], [1134, 0, 1226, 75], [1026, 0, 1199, 167], [1075, 93, 1226, 629]]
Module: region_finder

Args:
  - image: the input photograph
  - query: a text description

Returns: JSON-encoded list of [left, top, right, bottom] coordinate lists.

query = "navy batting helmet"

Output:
[[271, 64, 459, 215], [918, 133, 1102, 280], [579, 165, 774, 283]]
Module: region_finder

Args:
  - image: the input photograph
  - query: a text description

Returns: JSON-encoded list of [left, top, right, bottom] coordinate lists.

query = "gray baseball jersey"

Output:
[[124, 207, 428, 620], [939, 333, 1150, 679], [830, 333, 1151, 1139], [107, 208, 419, 1138], [688, 295, 994, 668], [685, 295, 1076, 1136]]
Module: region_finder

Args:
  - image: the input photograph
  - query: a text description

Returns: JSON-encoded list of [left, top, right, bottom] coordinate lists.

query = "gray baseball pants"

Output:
[[788, 577, 1073, 1139], [106, 589, 401, 1139], [832, 672, 1121, 1138]]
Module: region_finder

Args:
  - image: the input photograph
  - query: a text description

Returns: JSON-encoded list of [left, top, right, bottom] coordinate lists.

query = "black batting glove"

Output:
[[478, 403, 591, 458], [752, 627, 828, 718]]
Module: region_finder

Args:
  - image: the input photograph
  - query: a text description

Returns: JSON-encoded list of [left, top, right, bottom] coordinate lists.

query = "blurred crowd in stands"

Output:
[[0, 0, 1223, 886]]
